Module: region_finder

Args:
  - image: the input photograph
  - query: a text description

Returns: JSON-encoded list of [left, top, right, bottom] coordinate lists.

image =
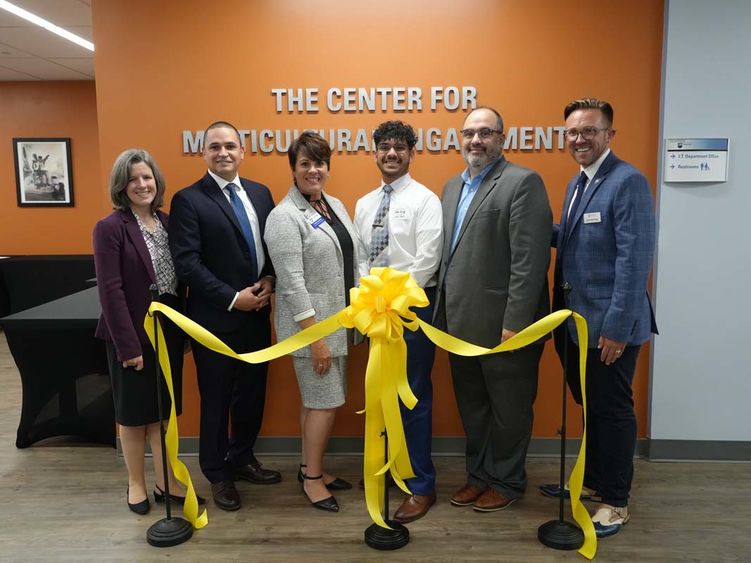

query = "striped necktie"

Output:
[[368, 184, 394, 267]]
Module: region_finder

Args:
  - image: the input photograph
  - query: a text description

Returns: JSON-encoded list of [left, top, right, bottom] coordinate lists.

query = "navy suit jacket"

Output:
[[553, 151, 657, 347], [168, 173, 275, 334], [93, 208, 168, 362]]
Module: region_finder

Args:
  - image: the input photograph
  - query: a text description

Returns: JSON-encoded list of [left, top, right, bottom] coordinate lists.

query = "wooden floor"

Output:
[[1, 332, 749, 562]]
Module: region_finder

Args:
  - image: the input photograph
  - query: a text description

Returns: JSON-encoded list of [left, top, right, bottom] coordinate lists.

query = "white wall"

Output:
[[651, 0, 751, 442]]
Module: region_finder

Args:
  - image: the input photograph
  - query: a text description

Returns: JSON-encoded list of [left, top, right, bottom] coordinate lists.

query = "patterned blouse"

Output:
[[134, 213, 178, 296]]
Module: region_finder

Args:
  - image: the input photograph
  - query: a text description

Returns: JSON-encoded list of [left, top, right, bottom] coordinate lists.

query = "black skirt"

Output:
[[106, 295, 184, 427]]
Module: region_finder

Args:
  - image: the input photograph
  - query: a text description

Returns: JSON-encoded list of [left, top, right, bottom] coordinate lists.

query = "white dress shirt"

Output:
[[207, 170, 266, 309], [354, 173, 443, 288], [567, 148, 612, 219]]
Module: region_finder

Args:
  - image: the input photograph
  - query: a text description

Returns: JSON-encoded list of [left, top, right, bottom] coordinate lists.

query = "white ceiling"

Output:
[[0, 0, 93, 81]]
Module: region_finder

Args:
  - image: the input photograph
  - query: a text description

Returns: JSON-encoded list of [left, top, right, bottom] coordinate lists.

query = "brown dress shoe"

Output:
[[211, 480, 241, 511], [450, 484, 487, 507], [393, 494, 436, 524], [472, 488, 519, 512]]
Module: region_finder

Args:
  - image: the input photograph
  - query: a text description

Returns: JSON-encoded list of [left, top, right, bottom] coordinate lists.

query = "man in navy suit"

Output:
[[169, 121, 280, 511], [543, 98, 656, 537]]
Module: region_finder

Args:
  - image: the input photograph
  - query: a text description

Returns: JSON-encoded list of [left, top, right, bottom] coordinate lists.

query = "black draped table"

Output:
[[0, 287, 114, 448]]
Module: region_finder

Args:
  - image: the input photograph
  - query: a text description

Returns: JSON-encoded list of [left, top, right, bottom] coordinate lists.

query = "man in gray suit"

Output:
[[435, 106, 552, 512]]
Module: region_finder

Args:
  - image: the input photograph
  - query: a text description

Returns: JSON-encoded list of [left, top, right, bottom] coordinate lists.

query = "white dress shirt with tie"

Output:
[[353, 173, 443, 288]]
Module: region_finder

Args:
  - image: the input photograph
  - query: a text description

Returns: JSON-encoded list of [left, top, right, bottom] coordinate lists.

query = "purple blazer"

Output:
[[93, 208, 168, 362]]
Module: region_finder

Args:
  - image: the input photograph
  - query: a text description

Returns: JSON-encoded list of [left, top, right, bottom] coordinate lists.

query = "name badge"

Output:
[[392, 208, 408, 219], [583, 212, 601, 224], [305, 209, 325, 229]]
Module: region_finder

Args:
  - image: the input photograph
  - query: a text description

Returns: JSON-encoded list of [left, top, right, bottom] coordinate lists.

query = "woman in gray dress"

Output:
[[264, 132, 358, 512]]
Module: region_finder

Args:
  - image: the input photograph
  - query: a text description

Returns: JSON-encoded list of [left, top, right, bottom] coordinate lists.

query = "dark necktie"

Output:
[[566, 171, 589, 233], [226, 182, 258, 281], [368, 184, 394, 267]]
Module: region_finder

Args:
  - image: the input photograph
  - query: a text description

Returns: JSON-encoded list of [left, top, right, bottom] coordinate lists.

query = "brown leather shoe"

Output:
[[211, 480, 241, 511], [472, 488, 519, 512], [450, 484, 487, 507], [393, 494, 436, 524]]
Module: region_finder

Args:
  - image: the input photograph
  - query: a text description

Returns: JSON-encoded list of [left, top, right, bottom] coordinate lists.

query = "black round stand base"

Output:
[[538, 519, 584, 550], [147, 517, 193, 547], [364, 521, 409, 550]]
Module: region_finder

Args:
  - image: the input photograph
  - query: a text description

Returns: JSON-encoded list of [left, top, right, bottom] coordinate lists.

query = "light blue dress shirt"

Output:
[[450, 158, 501, 252]]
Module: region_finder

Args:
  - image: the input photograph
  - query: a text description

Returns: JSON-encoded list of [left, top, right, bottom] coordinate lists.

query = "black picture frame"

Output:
[[13, 138, 74, 207]]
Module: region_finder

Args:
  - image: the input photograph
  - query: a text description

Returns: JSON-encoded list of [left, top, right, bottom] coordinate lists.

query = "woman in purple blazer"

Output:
[[93, 149, 197, 514]]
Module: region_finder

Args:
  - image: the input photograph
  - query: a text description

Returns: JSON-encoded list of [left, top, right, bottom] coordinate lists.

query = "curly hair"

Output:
[[372, 120, 418, 149]]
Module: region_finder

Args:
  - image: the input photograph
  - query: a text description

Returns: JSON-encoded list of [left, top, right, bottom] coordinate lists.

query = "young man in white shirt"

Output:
[[354, 120, 443, 523]]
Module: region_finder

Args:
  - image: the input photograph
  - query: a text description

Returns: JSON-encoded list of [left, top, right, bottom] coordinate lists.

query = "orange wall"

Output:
[[0, 81, 102, 254], [88, 0, 663, 439]]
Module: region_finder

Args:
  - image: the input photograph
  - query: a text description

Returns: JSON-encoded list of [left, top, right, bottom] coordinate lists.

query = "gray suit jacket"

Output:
[[264, 187, 358, 357], [435, 157, 553, 348]]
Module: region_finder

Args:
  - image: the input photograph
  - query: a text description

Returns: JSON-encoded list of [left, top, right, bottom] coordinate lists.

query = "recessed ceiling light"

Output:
[[0, 0, 94, 52]]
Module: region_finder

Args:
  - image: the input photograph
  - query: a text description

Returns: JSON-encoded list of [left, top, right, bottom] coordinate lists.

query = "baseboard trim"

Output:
[[120, 436, 650, 458], [647, 439, 751, 462]]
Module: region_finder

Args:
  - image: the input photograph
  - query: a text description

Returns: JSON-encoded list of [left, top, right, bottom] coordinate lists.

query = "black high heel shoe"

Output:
[[154, 484, 205, 505], [302, 474, 339, 512], [298, 464, 352, 491], [127, 487, 150, 515]]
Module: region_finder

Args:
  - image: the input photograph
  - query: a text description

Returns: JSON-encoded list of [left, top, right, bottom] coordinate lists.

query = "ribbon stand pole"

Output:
[[146, 285, 192, 548], [364, 430, 409, 550], [538, 283, 584, 550]]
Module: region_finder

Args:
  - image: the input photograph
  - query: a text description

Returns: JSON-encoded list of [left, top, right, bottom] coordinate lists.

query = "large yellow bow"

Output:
[[338, 267, 428, 527]]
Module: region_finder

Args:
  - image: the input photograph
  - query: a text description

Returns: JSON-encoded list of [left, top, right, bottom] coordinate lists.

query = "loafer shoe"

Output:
[[450, 483, 487, 507], [472, 489, 519, 512], [539, 483, 601, 502], [394, 494, 436, 524], [234, 461, 282, 485], [211, 480, 241, 511], [592, 504, 630, 538]]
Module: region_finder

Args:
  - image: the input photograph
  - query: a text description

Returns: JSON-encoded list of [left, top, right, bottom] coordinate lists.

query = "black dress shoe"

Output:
[[298, 464, 352, 490], [211, 480, 241, 511], [154, 484, 206, 505], [302, 474, 339, 512], [234, 461, 282, 485], [127, 487, 151, 515]]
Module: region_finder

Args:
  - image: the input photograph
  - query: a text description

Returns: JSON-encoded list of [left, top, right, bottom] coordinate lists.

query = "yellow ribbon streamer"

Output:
[[417, 310, 596, 559], [143, 313, 208, 529], [144, 267, 596, 558]]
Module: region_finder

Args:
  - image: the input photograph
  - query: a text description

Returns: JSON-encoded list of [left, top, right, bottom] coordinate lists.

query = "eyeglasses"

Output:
[[564, 127, 609, 141], [460, 128, 503, 140], [376, 143, 410, 154]]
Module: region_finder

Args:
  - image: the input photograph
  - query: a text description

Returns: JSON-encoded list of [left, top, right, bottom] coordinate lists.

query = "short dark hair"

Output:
[[372, 120, 417, 149], [564, 98, 614, 127], [204, 120, 242, 145], [464, 106, 504, 133], [109, 149, 166, 213], [288, 131, 332, 170]]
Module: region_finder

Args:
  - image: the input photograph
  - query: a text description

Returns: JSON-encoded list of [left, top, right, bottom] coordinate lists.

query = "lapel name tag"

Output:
[[392, 208, 407, 219], [305, 209, 325, 228], [583, 212, 601, 224]]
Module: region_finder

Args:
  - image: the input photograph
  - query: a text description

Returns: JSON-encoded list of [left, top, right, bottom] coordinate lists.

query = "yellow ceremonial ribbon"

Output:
[[418, 310, 596, 559], [143, 313, 208, 529], [144, 267, 596, 558]]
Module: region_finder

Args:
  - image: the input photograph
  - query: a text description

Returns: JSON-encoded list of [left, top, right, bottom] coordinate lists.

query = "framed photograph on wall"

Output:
[[13, 138, 74, 207]]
